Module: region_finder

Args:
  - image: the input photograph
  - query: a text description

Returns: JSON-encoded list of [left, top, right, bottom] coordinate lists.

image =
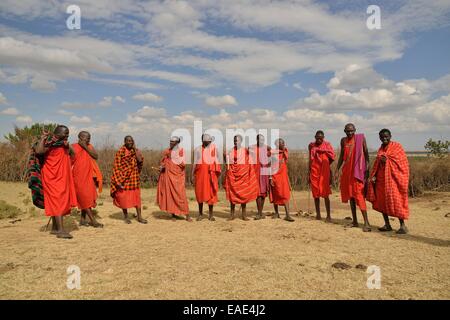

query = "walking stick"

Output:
[[288, 178, 301, 216], [44, 217, 51, 232]]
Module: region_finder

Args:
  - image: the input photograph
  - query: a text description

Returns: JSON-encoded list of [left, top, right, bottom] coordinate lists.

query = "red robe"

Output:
[[340, 137, 367, 210], [71, 143, 97, 210], [223, 147, 258, 204], [249, 144, 271, 197], [269, 148, 290, 205], [194, 144, 221, 205], [41, 147, 77, 216], [309, 141, 335, 198], [156, 147, 189, 215], [367, 141, 410, 219]]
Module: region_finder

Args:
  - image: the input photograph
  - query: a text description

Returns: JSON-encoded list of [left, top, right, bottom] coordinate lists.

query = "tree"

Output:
[[4, 123, 58, 148], [424, 138, 449, 158]]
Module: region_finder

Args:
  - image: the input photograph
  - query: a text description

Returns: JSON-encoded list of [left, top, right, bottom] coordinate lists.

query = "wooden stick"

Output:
[[288, 178, 300, 214], [44, 217, 51, 232]]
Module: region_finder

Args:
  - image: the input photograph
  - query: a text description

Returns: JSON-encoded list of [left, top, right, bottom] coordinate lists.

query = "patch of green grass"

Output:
[[0, 200, 23, 220]]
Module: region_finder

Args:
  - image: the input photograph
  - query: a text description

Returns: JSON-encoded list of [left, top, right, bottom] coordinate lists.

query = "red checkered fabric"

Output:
[[110, 146, 143, 197], [367, 141, 410, 219]]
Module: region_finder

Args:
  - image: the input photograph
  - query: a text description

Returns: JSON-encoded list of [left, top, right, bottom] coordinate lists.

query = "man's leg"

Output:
[[314, 198, 321, 220], [208, 204, 215, 221], [324, 197, 331, 222], [135, 206, 147, 224], [397, 219, 408, 234], [228, 203, 236, 220], [197, 202, 204, 221], [50, 216, 58, 234], [349, 199, 358, 227], [85, 208, 103, 228], [241, 203, 249, 221], [361, 210, 371, 232], [284, 202, 294, 222], [378, 213, 393, 231], [272, 204, 280, 219], [123, 209, 131, 224], [80, 210, 89, 226], [55, 216, 72, 239]]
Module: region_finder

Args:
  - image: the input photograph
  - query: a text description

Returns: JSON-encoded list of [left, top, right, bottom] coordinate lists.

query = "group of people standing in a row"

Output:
[[28, 123, 410, 239]]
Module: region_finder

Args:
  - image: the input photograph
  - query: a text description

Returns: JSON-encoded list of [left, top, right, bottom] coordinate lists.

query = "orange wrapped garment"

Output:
[[340, 137, 367, 210], [41, 147, 77, 216], [194, 144, 221, 205], [156, 147, 189, 215], [223, 147, 258, 204], [269, 148, 290, 205], [309, 141, 335, 198], [71, 143, 97, 210]]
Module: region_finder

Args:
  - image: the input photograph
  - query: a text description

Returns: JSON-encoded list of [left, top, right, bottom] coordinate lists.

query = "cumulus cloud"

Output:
[[205, 95, 238, 108], [0, 92, 7, 104], [15, 115, 32, 123], [70, 116, 93, 124], [0, 107, 19, 115], [132, 92, 163, 102]]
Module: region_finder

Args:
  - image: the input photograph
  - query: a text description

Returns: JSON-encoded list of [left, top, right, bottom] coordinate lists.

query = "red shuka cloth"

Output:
[[194, 144, 221, 205], [41, 147, 77, 216], [249, 144, 271, 197], [156, 147, 189, 215], [309, 141, 335, 198], [269, 148, 290, 205], [71, 143, 97, 210], [367, 141, 410, 220], [223, 147, 258, 204], [340, 136, 367, 210]]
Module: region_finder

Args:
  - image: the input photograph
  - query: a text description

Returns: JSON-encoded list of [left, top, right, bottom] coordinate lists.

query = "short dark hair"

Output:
[[78, 131, 90, 138], [379, 128, 391, 136], [124, 135, 133, 142], [315, 130, 324, 136], [54, 125, 68, 135]]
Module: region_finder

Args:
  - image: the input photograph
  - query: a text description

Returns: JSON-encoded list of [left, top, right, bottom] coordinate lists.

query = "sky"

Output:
[[0, 0, 449, 151]]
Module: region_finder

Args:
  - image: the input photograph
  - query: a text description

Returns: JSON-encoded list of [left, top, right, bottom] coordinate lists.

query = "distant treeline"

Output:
[[0, 142, 448, 196]]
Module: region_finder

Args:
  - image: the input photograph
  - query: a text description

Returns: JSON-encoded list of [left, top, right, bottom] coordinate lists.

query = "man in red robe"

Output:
[[269, 138, 295, 222], [249, 134, 271, 220], [71, 131, 103, 228], [110, 136, 147, 224], [336, 123, 371, 231], [35, 125, 77, 239], [367, 129, 410, 234], [191, 134, 221, 221], [308, 130, 335, 222], [157, 136, 191, 222], [223, 135, 258, 220]]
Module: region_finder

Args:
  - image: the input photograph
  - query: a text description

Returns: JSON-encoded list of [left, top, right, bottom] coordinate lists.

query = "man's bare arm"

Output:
[[336, 138, 345, 171]]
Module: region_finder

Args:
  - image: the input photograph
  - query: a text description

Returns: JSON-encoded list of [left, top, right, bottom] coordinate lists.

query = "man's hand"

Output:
[[333, 169, 340, 182], [117, 184, 124, 190], [159, 165, 165, 173], [191, 176, 195, 186]]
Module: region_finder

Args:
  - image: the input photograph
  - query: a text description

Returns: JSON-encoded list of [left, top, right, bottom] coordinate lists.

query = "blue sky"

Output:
[[0, 0, 449, 151]]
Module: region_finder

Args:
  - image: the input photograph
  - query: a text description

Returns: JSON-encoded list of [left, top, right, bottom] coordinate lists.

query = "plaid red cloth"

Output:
[[110, 146, 143, 197], [367, 141, 410, 219]]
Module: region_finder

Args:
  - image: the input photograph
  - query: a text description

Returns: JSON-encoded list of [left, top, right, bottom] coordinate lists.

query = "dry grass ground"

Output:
[[0, 181, 449, 300]]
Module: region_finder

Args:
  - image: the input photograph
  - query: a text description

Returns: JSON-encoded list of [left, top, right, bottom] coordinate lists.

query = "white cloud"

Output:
[[62, 96, 115, 109], [0, 92, 7, 104], [205, 95, 238, 108], [1, 107, 19, 115], [15, 115, 32, 123], [70, 115, 92, 124], [57, 110, 74, 116], [115, 96, 126, 103], [132, 92, 163, 102]]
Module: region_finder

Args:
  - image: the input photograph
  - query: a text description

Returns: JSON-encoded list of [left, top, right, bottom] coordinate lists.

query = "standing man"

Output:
[[336, 123, 371, 232], [72, 131, 103, 228], [269, 138, 295, 222], [308, 130, 335, 222], [192, 134, 221, 221], [367, 129, 410, 234], [249, 134, 271, 220], [223, 135, 259, 221], [110, 136, 147, 224], [34, 125, 77, 239], [156, 136, 191, 221]]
